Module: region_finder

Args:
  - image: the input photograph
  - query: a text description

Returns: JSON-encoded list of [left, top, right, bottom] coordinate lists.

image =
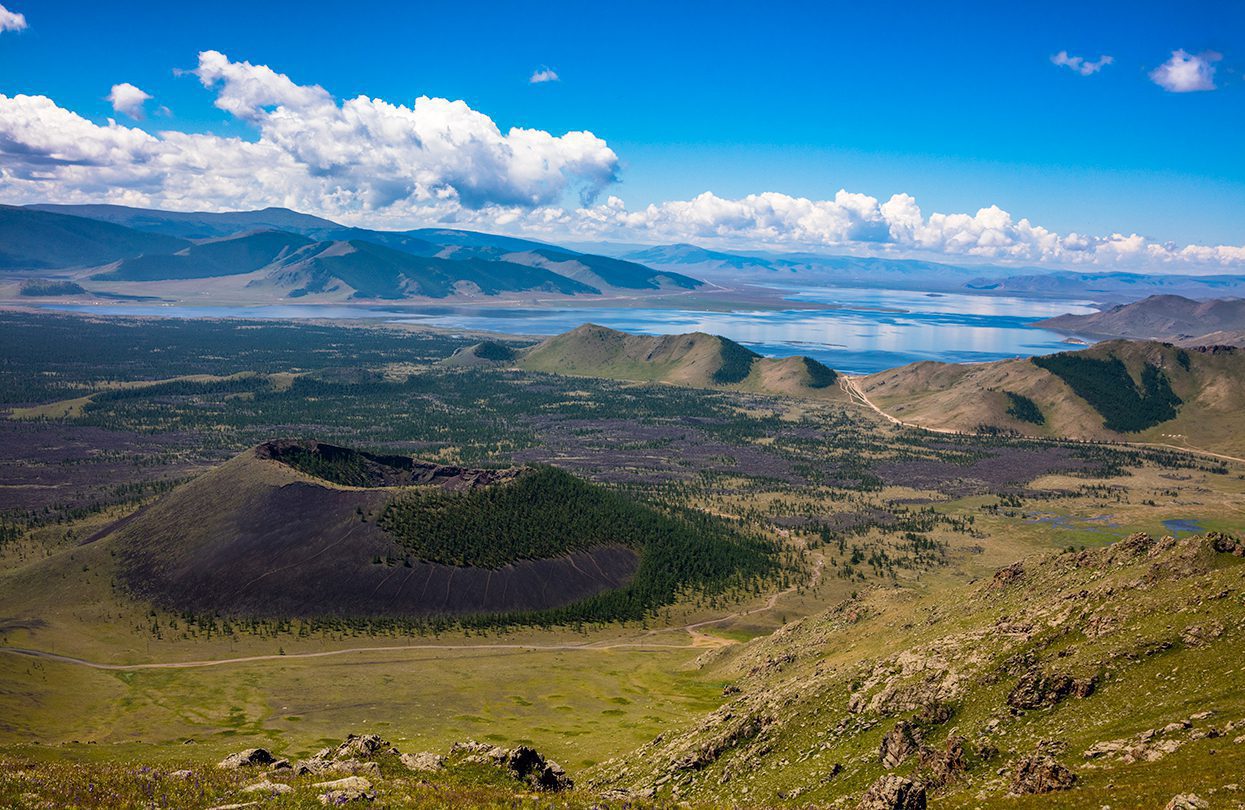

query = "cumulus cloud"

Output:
[[443, 190, 1245, 272], [0, 50, 1242, 272], [0, 4, 26, 33], [1149, 49, 1220, 92], [529, 67, 560, 84], [0, 51, 618, 216], [106, 83, 152, 118], [1050, 50, 1113, 76]]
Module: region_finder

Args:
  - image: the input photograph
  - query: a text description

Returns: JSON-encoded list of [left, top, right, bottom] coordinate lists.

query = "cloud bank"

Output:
[[0, 50, 1241, 272]]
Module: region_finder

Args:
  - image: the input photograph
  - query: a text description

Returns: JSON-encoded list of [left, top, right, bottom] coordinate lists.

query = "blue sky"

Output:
[[0, 0, 1241, 267]]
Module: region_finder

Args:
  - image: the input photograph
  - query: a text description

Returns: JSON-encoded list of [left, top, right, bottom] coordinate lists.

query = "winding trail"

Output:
[[0, 557, 824, 671]]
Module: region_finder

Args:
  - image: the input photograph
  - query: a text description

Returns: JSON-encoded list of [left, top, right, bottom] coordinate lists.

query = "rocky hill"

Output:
[[860, 340, 1245, 457], [519, 324, 842, 398], [590, 530, 1245, 808], [104, 440, 774, 623], [1038, 295, 1245, 342]]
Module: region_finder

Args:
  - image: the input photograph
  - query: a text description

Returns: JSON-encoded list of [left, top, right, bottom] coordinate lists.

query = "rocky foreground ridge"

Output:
[[586, 531, 1245, 808]]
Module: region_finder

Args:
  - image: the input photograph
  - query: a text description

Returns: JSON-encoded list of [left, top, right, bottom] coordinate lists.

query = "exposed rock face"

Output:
[[295, 733, 391, 776], [1006, 668, 1095, 710], [857, 774, 927, 810], [919, 734, 968, 788], [1165, 794, 1209, 810], [879, 720, 922, 769], [313, 776, 375, 804], [448, 739, 572, 791], [1010, 755, 1077, 794], [217, 748, 276, 769]]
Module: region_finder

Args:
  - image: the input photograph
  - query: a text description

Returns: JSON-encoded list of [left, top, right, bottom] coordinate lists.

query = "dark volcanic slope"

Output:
[[111, 442, 638, 618]]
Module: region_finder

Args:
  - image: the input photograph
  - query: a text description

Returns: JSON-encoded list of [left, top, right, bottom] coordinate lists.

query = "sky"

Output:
[[0, 0, 1242, 271]]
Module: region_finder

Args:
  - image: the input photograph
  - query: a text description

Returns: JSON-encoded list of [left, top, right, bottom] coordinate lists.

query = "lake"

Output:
[[42, 286, 1096, 374]]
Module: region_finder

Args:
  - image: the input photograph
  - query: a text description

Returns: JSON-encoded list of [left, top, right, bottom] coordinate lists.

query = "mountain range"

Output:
[[1, 204, 702, 300]]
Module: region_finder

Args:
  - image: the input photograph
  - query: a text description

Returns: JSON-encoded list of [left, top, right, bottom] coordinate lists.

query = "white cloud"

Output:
[[106, 83, 152, 118], [446, 191, 1245, 272], [529, 68, 560, 84], [0, 50, 1242, 272], [1050, 50, 1113, 76], [1149, 49, 1220, 92], [0, 4, 26, 33], [0, 51, 618, 216]]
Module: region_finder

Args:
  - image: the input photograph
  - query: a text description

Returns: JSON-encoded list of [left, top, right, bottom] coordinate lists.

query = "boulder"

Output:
[[1010, 755, 1076, 794], [313, 776, 375, 805], [217, 749, 276, 770], [1166, 794, 1209, 810], [167, 769, 194, 780], [399, 751, 445, 773], [879, 720, 922, 769], [919, 734, 967, 787], [857, 774, 927, 810], [240, 780, 292, 795], [294, 759, 380, 777]]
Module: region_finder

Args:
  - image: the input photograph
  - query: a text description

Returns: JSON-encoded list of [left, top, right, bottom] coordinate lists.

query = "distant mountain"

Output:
[[0, 205, 188, 269], [518, 323, 842, 398], [4, 205, 703, 300], [1037, 295, 1245, 341], [265, 239, 600, 299], [94, 230, 314, 281], [26, 203, 339, 239], [861, 339, 1245, 456], [622, 243, 989, 286], [624, 243, 769, 270], [967, 271, 1245, 301], [504, 248, 702, 290]]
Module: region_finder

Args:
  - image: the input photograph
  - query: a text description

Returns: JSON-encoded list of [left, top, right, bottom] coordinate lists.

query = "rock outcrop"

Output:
[[1009, 754, 1076, 794], [217, 748, 277, 770], [857, 774, 927, 810]]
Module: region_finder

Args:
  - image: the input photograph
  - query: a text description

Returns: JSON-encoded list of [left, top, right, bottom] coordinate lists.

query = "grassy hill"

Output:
[[861, 340, 1245, 456], [105, 440, 775, 624], [25, 203, 339, 239], [591, 529, 1245, 808], [441, 340, 521, 367], [0, 205, 188, 270], [518, 324, 842, 398]]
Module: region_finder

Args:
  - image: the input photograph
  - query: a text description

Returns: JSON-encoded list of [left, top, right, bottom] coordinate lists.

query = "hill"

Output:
[[263, 239, 600, 298], [591, 529, 1245, 807], [859, 340, 1245, 456], [440, 340, 520, 367], [966, 271, 1245, 301], [0, 205, 188, 270], [106, 440, 774, 622], [7, 205, 703, 300], [518, 324, 842, 398], [25, 203, 341, 239], [1038, 295, 1245, 342], [93, 230, 314, 281]]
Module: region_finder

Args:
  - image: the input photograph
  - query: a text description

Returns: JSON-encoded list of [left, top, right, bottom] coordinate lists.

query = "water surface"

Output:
[[42, 286, 1096, 374]]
